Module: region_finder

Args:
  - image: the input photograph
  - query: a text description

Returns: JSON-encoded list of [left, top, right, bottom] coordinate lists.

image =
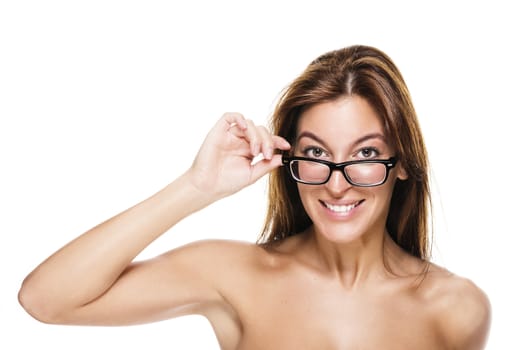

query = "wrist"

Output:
[[165, 170, 222, 210]]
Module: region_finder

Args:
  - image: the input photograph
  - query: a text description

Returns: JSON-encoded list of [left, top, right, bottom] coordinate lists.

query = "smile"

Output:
[[321, 200, 364, 214]]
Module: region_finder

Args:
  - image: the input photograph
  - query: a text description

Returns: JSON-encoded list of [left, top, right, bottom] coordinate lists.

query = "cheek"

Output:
[[296, 185, 319, 212], [373, 179, 398, 212], [297, 184, 313, 201]]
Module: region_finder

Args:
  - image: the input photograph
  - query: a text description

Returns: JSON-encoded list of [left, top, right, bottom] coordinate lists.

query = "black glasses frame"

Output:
[[282, 156, 398, 187]]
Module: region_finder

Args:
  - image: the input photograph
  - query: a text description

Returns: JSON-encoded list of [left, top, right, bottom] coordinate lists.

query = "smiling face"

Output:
[[294, 96, 407, 243]]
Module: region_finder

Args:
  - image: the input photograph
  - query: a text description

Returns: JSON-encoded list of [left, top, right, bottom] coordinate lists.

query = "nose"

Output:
[[325, 168, 352, 195]]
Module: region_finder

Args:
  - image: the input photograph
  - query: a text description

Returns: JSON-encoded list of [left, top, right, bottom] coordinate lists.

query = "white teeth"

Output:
[[324, 201, 360, 213]]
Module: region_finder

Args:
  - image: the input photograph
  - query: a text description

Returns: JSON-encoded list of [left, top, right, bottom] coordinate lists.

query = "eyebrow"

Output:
[[296, 131, 387, 149]]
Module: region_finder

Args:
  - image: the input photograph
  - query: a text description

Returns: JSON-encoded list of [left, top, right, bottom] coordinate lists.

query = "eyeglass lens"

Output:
[[291, 160, 386, 185]]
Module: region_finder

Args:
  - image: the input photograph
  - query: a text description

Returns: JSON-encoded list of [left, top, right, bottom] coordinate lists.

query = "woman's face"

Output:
[[294, 96, 406, 243]]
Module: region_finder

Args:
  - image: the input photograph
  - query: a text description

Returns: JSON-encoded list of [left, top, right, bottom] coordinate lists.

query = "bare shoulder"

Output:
[[422, 265, 491, 349], [167, 237, 293, 264], [157, 239, 264, 307], [162, 238, 260, 268], [167, 238, 254, 255], [161, 238, 272, 280]]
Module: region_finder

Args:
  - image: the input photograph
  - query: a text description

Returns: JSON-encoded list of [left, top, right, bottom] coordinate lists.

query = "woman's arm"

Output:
[[18, 112, 290, 325]]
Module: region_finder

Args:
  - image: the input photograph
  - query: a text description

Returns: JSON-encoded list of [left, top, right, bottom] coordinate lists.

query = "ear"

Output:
[[396, 165, 409, 181]]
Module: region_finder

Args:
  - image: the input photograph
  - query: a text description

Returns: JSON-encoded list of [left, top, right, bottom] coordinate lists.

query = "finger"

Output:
[[220, 112, 247, 132], [259, 135, 291, 160], [227, 122, 249, 139], [271, 135, 291, 151], [244, 119, 262, 157], [250, 154, 285, 183], [257, 125, 275, 160]]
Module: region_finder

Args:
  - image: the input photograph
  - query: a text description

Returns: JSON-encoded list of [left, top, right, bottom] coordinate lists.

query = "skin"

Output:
[[18, 96, 491, 349]]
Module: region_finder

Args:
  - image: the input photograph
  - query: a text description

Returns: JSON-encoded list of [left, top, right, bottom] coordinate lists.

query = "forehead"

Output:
[[297, 96, 384, 142]]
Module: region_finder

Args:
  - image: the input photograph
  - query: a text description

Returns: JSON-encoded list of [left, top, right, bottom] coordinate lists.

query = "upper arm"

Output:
[[437, 277, 491, 350], [61, 240, 237, 326]]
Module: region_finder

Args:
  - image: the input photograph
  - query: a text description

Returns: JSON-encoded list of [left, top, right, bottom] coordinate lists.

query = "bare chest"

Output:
[[241, 302, 436, 349], [229, 279, 442, 350]]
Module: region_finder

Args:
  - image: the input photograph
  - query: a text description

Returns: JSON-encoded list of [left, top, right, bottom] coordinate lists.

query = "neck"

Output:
[[305, 225, 397, 288]]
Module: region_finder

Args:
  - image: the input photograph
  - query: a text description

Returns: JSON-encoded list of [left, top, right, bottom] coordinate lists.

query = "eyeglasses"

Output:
[[282, 156, 397, 187]]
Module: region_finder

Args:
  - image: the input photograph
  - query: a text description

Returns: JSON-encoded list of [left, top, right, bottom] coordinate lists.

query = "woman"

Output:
[[18, 45, 491, 349]]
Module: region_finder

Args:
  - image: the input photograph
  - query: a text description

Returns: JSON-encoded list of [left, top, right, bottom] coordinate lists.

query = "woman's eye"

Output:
[[305, 147, 326, 158], [357, 147, 378, 158]]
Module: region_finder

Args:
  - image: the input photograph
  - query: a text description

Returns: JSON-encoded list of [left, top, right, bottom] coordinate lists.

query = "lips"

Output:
[[320, 199, 364, 214]]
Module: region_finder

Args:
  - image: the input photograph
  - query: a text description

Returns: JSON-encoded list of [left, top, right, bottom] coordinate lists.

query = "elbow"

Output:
[[18, 278, 66, 325]]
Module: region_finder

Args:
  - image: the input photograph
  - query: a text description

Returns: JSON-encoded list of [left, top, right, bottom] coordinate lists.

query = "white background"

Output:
[[1, 1, 523, 349]]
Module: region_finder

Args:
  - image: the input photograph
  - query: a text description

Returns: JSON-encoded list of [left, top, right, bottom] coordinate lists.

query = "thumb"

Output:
[[249, 154, 284, 183]]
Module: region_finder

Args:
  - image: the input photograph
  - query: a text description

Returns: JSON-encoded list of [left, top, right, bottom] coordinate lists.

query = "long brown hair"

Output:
[[258, 45, 431, 260]]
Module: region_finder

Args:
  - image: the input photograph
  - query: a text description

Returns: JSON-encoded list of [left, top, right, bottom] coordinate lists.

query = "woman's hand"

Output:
[[188, 112, 290, 199]]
